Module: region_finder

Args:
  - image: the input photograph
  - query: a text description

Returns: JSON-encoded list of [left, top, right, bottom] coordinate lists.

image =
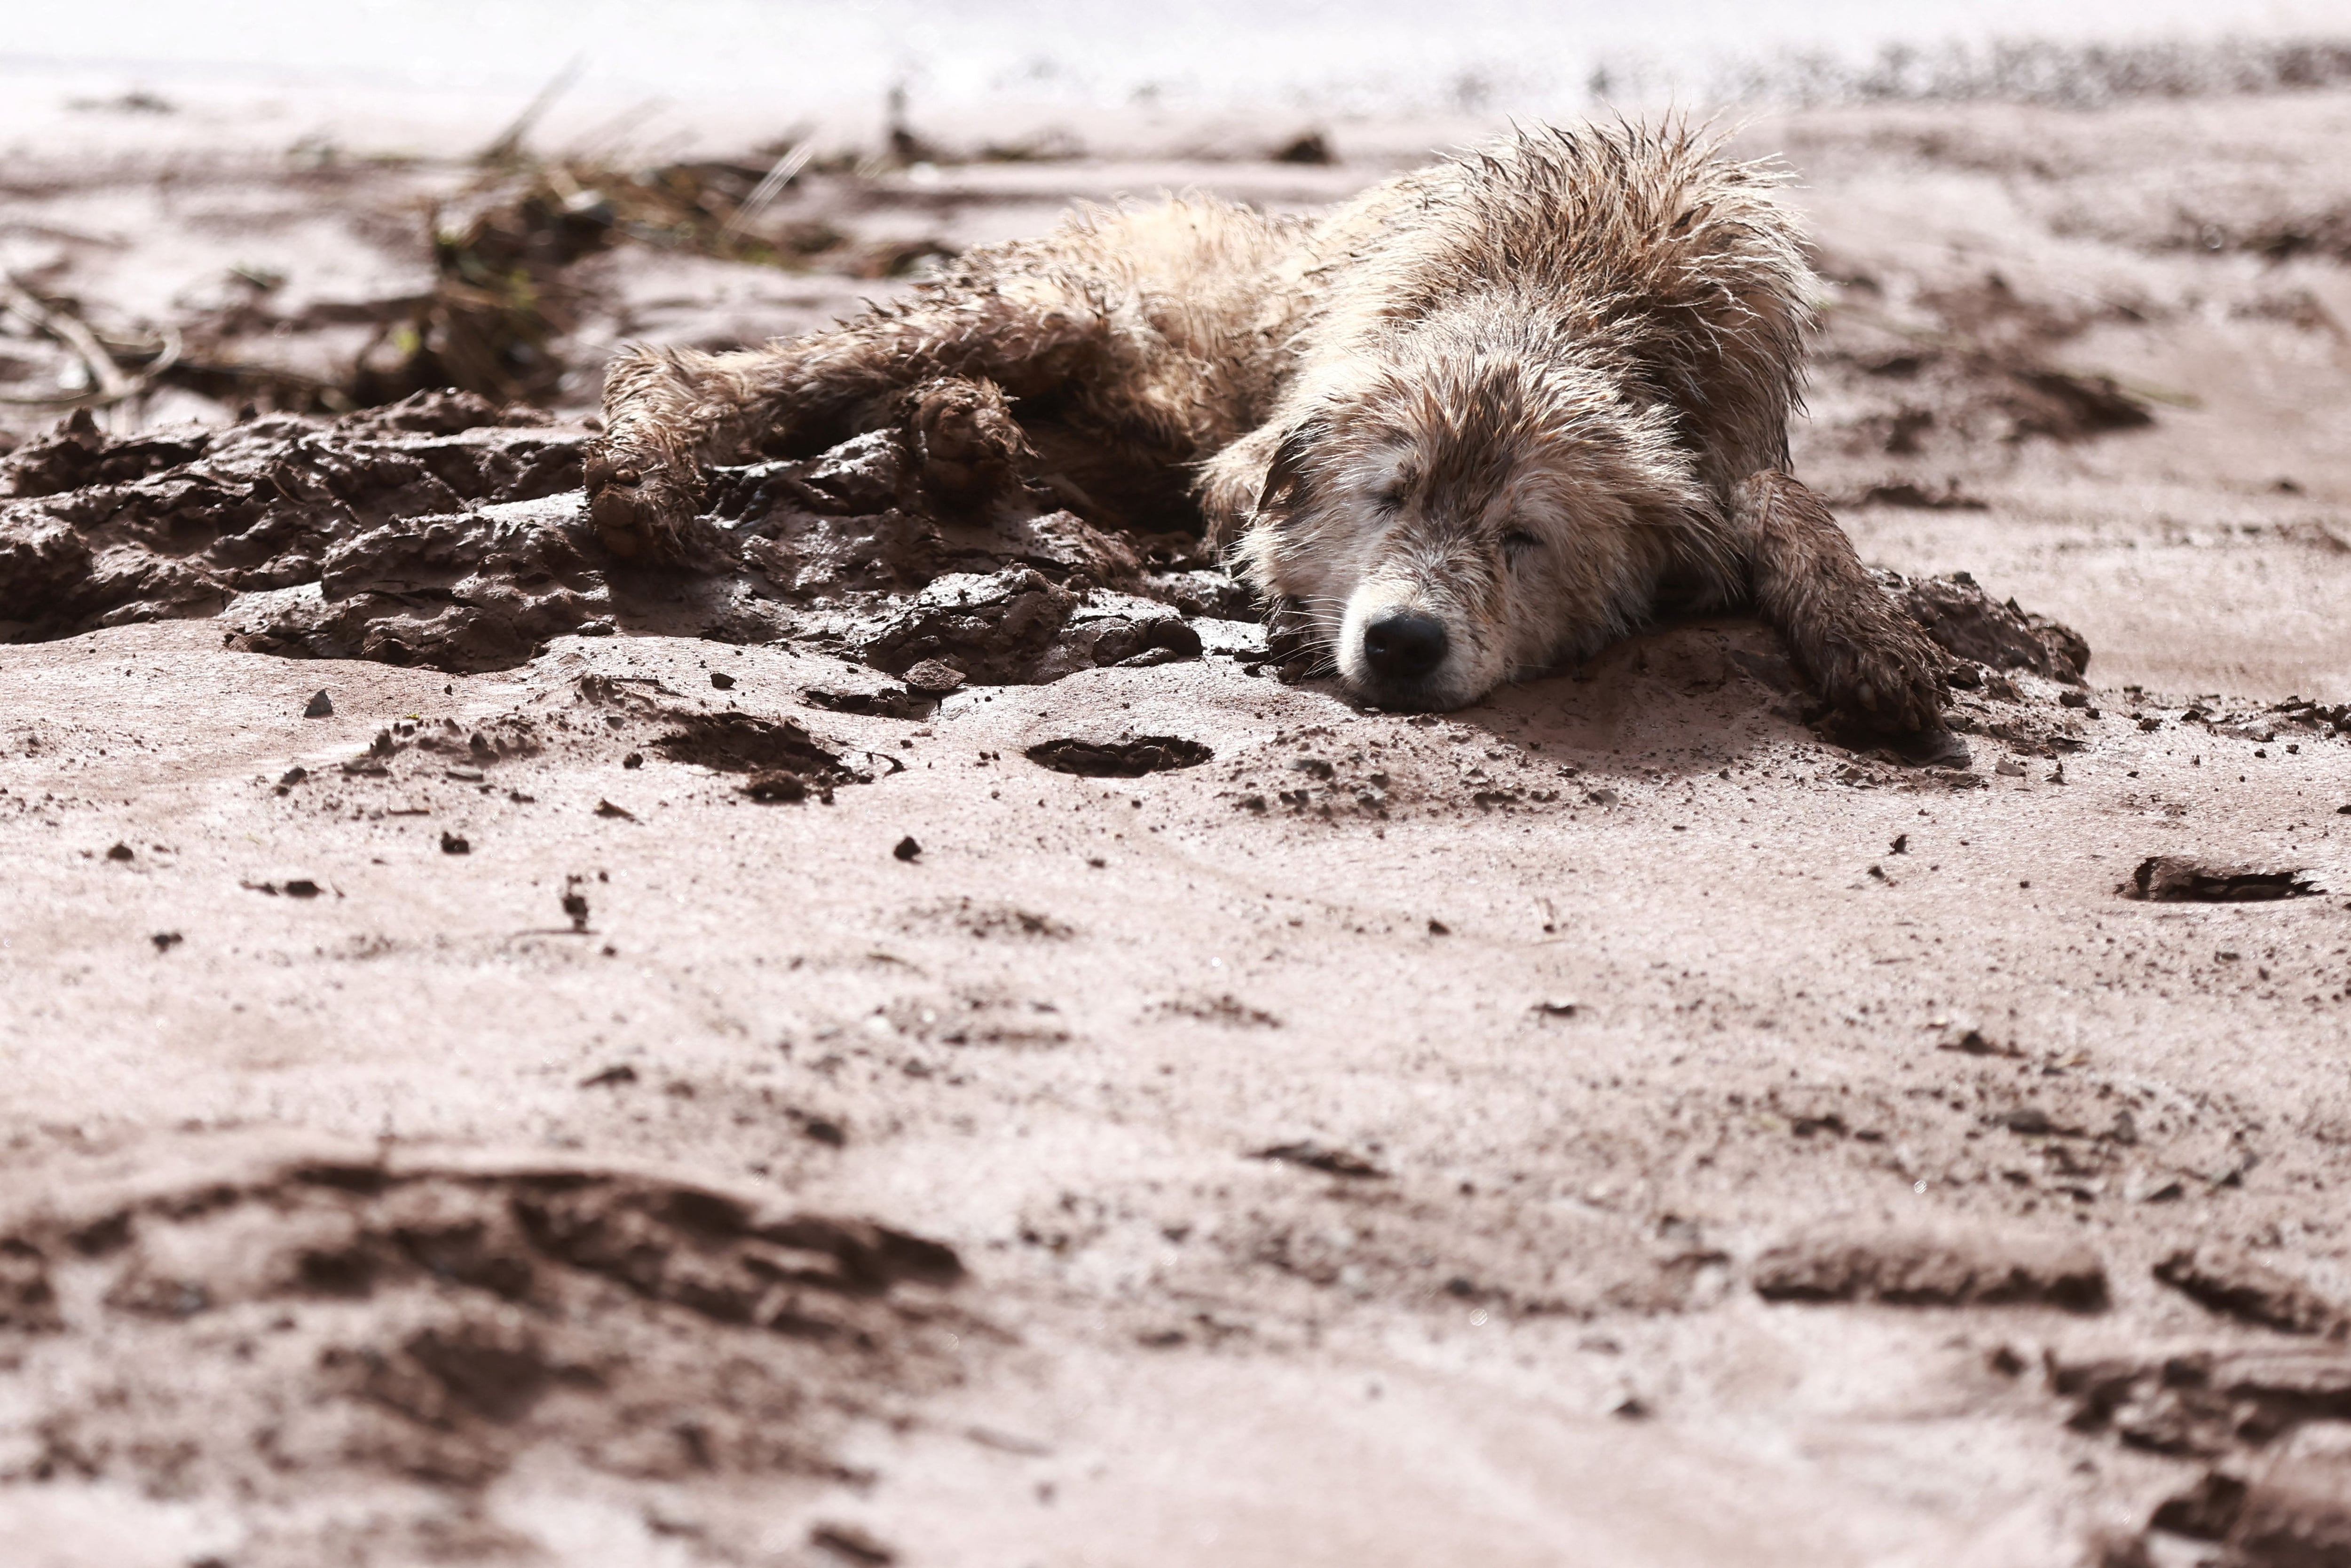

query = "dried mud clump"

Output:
[[2154, 1245, 2350, 1338], [0, 1138, 970, 1550], [2127, 857, 2318, 903], [1879, 567, 2091, 682], [0, 393, 581, 661], [1026, 736, 1216, 777], [1752, 1227, 2110, 1311]]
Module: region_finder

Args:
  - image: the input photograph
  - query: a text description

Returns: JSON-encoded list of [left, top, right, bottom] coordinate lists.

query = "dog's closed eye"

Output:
[[1501, 528, 1541, 561]]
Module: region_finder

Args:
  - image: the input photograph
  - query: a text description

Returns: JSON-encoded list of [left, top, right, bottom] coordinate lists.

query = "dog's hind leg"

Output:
[[586, 279, 1113, 558], [1731, 470, 1948, 733]]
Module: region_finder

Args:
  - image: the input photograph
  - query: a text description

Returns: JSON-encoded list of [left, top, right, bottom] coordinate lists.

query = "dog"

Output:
[[584, 121, 1946, 728]]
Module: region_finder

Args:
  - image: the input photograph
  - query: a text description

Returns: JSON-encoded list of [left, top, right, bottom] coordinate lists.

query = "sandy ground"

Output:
[[4, 83, 2351, 1568]]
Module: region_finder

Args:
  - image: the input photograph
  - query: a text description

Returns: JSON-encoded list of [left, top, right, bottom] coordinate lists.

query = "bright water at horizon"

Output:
[[9, 0, 2351, 118]]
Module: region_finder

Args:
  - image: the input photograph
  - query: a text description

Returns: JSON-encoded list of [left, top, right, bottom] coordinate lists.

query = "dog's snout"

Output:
[[1362, 610, 1449, 682]]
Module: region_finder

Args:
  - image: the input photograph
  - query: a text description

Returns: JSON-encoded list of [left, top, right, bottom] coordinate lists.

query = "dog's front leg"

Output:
[[1731, 469, 1948, 733]]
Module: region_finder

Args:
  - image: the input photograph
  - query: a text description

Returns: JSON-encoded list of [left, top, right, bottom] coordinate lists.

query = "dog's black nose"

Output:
[[1362, 611, 1449, 682]]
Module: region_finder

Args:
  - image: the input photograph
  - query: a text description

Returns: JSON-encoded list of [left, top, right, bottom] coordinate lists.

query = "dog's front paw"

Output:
[[584, 443, 702, 560], [1808, 609, 1949, 735]]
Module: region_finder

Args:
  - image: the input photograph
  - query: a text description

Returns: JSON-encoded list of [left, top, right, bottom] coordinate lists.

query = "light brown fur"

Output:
[[585, 121, 1946, 727]]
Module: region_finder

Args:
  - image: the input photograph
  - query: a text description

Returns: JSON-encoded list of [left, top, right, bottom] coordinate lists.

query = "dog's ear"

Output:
[[1254, 416, 1329, 524]]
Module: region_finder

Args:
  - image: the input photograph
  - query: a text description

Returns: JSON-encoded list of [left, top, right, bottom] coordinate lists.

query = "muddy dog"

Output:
[[585, 121, 1946, 727]]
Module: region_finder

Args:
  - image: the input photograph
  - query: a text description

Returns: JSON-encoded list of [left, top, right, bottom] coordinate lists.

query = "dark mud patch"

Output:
[[2052, 1345, 2351, 1457], [1753, 1227, 2109, 1311], [1252, 1142, 1388, 1179], [653, 711, 859, 781], [804, 680, 934, 720], [2141, 1461, 2351, 1568], [901, 899, 1076, 941], [2127, 857, 2319, 903], [1026, 736, 1215, 777], [2154, 1245, 2349, 1338], [0, 1136, 972, 1552], [1, 394, 1234, 682]]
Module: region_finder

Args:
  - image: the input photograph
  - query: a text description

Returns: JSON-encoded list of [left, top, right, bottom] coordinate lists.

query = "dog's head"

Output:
[[1239, 312, 1716, 710]]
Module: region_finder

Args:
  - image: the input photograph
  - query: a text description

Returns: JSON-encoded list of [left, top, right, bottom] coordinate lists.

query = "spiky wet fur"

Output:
[[587, 121, 1946, 728]]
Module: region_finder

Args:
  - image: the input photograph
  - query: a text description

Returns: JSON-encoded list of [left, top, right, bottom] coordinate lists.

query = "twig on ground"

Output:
[[0, 274, 180, 409]]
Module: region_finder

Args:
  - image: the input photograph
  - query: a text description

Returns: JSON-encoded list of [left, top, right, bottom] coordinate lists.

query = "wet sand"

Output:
[[4, 83, 2351, 1568]]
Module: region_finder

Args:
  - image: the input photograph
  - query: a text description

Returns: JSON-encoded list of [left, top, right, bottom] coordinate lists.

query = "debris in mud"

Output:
[[1026, 736, 1215, 777], [1752, 1228, 2109, 1311], [810, 1521, 900, 1566], [2127, 857, 2318, 903], [1841, 480, 1989, 511], [243, 877, 324, 898], [805, 680, 933, 720], [893, 835, 922, 862], [900, 658, 967, 695], [2008, 367, 2155, 437], [1252, 1142, 1389, 1179], [303, 689, 334, 717], [1271, 130, 1337, 165], [356, 137, 949, 409], [1154, 993, 1281, 1028], [1939, 1026, 2023, 1058], [906, 899, 1074, 940], [2154, 1245, 2349, 1338], [744, 770, 810, 803]]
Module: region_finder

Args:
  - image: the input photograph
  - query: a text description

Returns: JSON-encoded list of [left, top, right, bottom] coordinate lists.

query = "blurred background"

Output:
[[1, 0, 2346, 404], [9, 0, 2351, 152]]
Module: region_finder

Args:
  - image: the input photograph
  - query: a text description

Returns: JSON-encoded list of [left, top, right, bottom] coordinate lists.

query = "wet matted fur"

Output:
[[584, 121, 1947, 728]]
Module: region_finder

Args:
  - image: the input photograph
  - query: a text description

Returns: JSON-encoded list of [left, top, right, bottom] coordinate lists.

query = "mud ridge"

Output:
[[0, 1135, 971, 1557]]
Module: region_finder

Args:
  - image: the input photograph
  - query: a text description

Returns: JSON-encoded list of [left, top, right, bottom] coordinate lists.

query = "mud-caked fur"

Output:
[[586, 121, 1946, 727]]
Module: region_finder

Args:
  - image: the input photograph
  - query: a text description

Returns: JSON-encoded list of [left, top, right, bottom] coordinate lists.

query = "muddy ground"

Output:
[[4, 81, 2351, 1568]]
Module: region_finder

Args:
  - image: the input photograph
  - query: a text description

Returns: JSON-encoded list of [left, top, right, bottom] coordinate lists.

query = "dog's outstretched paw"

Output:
[[584, 444, 702, 560], [1808, 610, 1950, 737]]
